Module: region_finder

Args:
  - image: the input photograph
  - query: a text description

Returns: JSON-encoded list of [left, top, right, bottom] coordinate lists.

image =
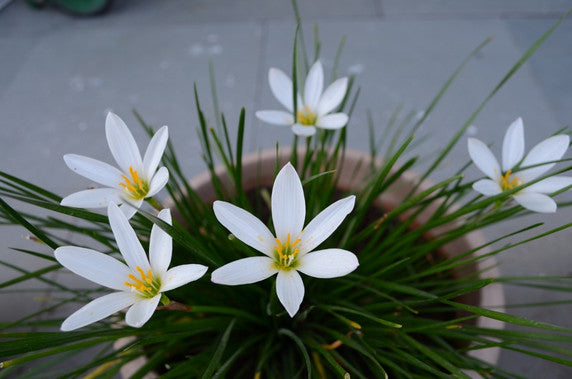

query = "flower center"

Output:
[[500, 170, 523, 191], [119, 166, 149, 200], [296, 105, 317, 126], [124, 266, 161, 298], [273, 233, 301, 270]]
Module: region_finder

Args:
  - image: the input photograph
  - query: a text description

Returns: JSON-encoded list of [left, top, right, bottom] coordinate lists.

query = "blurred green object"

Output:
[[26, 0, 113, 16]]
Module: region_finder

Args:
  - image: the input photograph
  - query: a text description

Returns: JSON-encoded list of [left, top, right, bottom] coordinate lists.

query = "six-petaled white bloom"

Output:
[[255, 60, 349, 137], [468, 117, 572, 213], [54, 203, 208, 331], [61, 112, 169, 219], [211, 162, 359, 317]]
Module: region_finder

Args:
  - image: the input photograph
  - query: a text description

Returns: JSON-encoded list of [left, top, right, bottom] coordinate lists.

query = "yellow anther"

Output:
[[125, 266, 154, 292], [500, 170, 523, 191], [118, 166, 149, 200], [127, 273, 144, 287], [274, 237, 283, 255], [273, 233, 301, 268], [135, 266, 153, 284], [297, 105, 317, 126]]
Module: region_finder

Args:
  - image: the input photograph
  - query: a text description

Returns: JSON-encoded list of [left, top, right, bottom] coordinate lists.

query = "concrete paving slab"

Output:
[[1, 0, 572, 377], [0, 21, 262, 194], [3, 0, 378, 26], [507, 19, 572, 128], [0, 1, 69, 37], [382, 0, 572, 17], [103, 0, 378, 22]]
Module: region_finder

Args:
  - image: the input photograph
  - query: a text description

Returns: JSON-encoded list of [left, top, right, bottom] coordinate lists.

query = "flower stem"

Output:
[[160, 293, 171, 306], [146, 197, 163, 210]]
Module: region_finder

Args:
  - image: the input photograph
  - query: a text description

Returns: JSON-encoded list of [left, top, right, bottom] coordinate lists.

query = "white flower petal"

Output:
[[255, 110, 294, 126], [291, 124, 316, 136], [502, 117, 525, 172], [525, 176, 572, 194], [317, 77, 348, 116], [298, 196, 355, 255], [61, 292, 136, 331], [108, 203, 150, 272], [119, 199, 142, 219], [472, 179, 502, 196], [276, 270, 305, 317], [105, 112, 143, 174], [304, 61, 324, 110], [213, 201, 275, 256], [161, 264, 208, 292], [518, 135, 570, 182], [63, 154, 124, 188], [61, 188, 123, 209], [55, 246, 131, 291], [315, 113, 348, 130], [468, 138, 501, 181], [297, 249, 359, 278], [512, 192, 557, 213], [125, 294, 161, 328], [147, 166, 169, 197], [211, 257, 277, 285], [272, 163, 305, 241], [143, 125, 168, 180], [269, 68, 295, 112], [149, 208, 172, 275]]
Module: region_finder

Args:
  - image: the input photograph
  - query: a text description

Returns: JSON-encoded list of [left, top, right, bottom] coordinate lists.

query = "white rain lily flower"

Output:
[[255, 60, 349, 137], [211, 162, 358, 317], [61, 112, 169, 219], [54, 203, 208, 331], [468, 117, 572, 213]]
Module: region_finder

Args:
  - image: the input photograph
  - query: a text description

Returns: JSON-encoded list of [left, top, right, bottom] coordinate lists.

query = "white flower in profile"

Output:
[[255, 60, 349, 137], [54, 203, 208, 331], [61, 112, 169, 219], [211, 163, 358, 317], [468, 117, 572, 213]]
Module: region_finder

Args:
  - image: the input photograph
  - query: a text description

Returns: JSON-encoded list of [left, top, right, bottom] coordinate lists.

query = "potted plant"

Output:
[[1, 14, 572, 379]]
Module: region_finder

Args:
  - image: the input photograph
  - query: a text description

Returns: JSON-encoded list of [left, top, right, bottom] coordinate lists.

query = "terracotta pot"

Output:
[[188, 147, 505, 365], [118, 147, 504, 377]]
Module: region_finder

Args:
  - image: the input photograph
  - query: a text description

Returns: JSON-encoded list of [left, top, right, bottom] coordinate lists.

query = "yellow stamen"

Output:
[[124, 266, 155, 292], [118, 166, 149, 200], [500, 170, 523, 191], [273, 233, 301, 268], [297, 105, 317, 126]]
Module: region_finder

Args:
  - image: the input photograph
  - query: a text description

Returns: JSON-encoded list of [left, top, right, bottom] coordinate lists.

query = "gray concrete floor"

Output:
[[1, 0, 571, 376]]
